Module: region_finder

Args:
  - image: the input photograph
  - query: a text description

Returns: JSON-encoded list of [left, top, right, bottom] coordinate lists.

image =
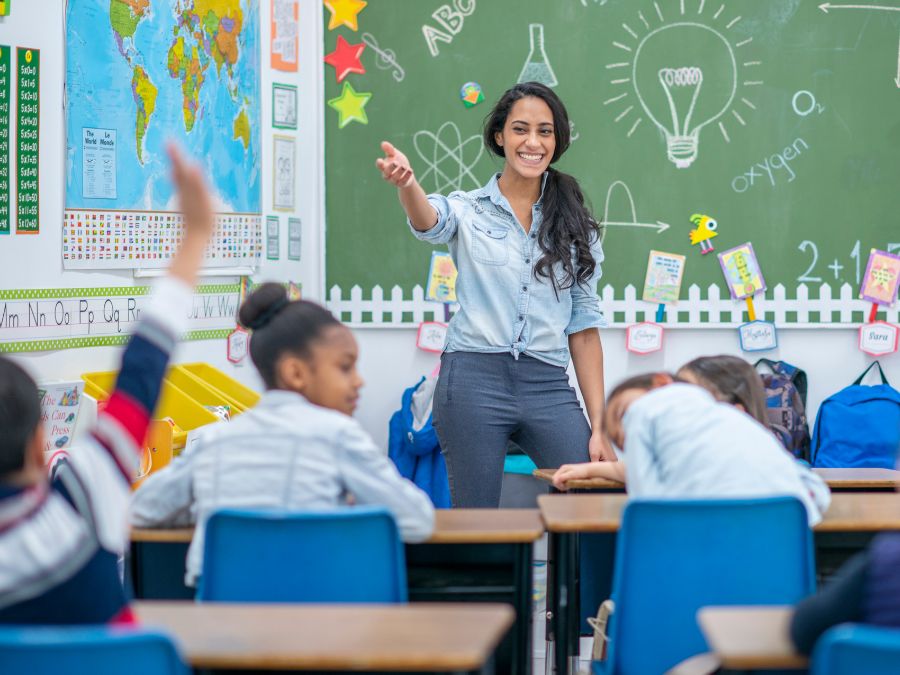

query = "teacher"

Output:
[[376, 82, 611, 508]]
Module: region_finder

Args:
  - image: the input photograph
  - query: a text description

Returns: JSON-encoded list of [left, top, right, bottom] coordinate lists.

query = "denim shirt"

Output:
[[410, 173, 606, 368]]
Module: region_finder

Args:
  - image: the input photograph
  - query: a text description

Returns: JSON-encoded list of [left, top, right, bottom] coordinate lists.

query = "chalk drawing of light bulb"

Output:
[[518, 24, 558, 87], [632, 23, 736, 168]]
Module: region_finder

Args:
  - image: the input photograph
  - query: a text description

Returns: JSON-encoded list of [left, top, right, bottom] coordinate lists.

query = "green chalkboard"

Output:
[[324, 0, 900, 325]]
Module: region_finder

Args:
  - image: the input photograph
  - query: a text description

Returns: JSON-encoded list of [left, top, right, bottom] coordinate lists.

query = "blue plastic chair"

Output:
[[812, 624, 900, 674], [197, 506, 408, 603], [593, 497, 816, 675], [0, 627, 187, 675]]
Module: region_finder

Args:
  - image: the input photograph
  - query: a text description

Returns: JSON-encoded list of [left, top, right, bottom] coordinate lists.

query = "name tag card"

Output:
[[859, 321, 899, 356], [739, 320, 778, 352], [417, 321, 447, 353], [626, 322, 664, 354]]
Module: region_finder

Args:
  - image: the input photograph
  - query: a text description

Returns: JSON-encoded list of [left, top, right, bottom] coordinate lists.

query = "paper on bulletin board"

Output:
[[273, 136, 295, 211], [426, 251, 458, 302], [271, 0, 299, 71], [718, 242, 766, 300], [288, 217, 301, 260], [273, 83, 298, 129], [266, 215, 280, 260], [39, 381, 83, 454], [642, 250, 686, 304], [860, 249, 900, 306]]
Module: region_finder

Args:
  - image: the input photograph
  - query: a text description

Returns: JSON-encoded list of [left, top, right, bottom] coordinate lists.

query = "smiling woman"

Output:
[[375, 82, 613, 508]]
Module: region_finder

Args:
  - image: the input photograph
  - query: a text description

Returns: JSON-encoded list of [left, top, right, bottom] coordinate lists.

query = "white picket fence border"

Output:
[[327, 283, 899, 329]]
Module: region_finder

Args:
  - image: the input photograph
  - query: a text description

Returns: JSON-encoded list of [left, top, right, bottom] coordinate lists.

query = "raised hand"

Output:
[[167, 143, 216, 286], [376, 140, 416, 188]]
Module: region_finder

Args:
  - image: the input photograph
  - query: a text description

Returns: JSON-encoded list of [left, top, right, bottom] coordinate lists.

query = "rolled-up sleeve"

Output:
[[408, 193, 461, 245], [565, 234, 607, 335]]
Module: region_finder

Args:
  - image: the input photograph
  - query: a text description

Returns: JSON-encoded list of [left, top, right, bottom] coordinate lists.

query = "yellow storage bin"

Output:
[[81, 370, 218, 447], [178, 362, 260, 410], [167, 367, 248, 416]]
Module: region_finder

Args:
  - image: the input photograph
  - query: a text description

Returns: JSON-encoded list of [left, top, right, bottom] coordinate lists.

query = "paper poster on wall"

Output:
[[271, 0, 299, 71], [272, 83, 298, 129], [859, 249, 900, 306], [0, 45, 10, 235], [273, 135, 295, 211], [426, 251, 458, 302], [287, 217, 301, 260], [16, 47, 39, 234], [82, 128, 116, 199], [39, 381, 83, 453], [642, 250, 686, 304], [626, 322, 664, 354], [266, 215, 280, 260], [718, 242, 766, 300]]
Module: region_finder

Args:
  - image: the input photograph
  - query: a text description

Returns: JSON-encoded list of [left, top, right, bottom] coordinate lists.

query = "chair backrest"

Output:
[[197, 506, 408, 603], [0, 627, 187, 675], [812, 624, 900, 675], [605, 497, 816, 675]]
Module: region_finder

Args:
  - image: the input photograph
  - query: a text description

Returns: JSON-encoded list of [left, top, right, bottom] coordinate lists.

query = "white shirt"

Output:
[[131, 390, 435, 585], [623, 384, 829, 525]]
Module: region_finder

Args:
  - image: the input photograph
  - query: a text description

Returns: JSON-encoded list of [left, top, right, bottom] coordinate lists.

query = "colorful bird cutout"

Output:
[[324, 35, 366, 82], [689, 213, 719, 255], [324, 0, 367, 31]]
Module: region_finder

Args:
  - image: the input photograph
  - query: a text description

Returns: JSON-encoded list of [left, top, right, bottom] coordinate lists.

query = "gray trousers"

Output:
[[432, 351, 592, 508]]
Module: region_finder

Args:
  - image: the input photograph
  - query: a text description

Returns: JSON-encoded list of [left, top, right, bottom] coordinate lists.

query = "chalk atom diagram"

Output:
[[604, 0, 764, 168], [413, 121, 484, 193]]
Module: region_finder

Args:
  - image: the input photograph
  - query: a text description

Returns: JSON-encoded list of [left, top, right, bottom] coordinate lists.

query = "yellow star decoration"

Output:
[[324, 0, 367, 31], [327, 81, 372, 128]]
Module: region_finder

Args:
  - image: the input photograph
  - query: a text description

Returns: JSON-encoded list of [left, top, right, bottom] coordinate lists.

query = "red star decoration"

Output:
[[324, 35, 366, 83]]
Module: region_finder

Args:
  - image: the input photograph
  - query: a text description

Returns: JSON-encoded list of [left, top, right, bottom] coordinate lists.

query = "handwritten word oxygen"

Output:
[[731, 138, 808, 193], [422, 0, 476, 57]]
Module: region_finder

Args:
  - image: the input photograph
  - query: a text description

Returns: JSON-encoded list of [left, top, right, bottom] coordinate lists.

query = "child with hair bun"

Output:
[[131, 284, 435, 587]]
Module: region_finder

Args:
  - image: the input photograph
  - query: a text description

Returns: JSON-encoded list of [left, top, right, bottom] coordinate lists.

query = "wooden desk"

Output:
[[697, 606, 807, 671], [537, 492, 900, 674], [134, 600, 514, 673], [532, 468, 625, 492], [814, 467, 899, 491], [130, 509, 543, 675], [534, 467, 900, 493]]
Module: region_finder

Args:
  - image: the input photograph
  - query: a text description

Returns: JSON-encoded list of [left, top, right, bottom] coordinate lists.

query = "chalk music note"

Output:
[[361, 32, 405, 82]]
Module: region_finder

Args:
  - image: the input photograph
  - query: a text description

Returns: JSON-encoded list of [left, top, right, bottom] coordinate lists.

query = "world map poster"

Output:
[[64, 0, 262, 270]]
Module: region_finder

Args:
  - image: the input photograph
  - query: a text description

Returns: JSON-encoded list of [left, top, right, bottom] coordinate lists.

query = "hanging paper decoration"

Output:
[[327, 81, 372, 128], [858, 322, 899, 357], [416, 321, 448, 353], [459, 81, 484, 107], [718, 242, 776, 352], [642, 249, 685, 323], [425, 251, 457, 302], [626, 322, 664, 355], [324, 0, 368, 31]]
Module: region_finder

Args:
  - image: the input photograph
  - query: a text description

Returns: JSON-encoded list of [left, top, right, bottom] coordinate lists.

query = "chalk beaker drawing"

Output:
[[517, 24, 558, 87]]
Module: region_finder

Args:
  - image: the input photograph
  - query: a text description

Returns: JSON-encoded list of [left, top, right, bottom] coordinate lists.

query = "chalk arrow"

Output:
[[819, 3, 900, 12], [604, 220, 671, 234]]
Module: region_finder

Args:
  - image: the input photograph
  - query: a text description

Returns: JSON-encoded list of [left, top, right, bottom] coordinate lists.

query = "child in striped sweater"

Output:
[[0, 146, 215, 623]]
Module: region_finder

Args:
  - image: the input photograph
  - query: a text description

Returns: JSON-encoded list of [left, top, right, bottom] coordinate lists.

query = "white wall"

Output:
[[352, 327, 900, 451], [1, 2, 897, 453], [0, 0, 324, 397]]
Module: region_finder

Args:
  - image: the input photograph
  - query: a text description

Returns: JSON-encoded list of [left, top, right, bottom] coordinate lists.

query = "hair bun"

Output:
[[238, 282, 289, 331]]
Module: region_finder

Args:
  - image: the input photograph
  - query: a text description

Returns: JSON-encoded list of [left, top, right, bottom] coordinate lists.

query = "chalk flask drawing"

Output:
[[517, 24, 558, 87]]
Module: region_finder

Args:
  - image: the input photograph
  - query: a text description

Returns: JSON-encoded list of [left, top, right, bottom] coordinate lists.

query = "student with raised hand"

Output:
[[376, 81, 610, 508], [130, 285, 435, 587], [0, 146, 215, 624]]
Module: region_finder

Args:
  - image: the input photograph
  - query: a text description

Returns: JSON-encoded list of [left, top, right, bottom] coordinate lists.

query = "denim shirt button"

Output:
[[522, 286, 527, 291], [525, 258, 530, 264], [518, 315, 523, 321]]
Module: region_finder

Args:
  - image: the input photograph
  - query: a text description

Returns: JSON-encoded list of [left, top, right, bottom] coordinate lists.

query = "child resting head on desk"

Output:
[[552, 368, 829, 525], [0, 146, 215, 624], [130, 285, 436, 587], [552, 354, 789, 486]]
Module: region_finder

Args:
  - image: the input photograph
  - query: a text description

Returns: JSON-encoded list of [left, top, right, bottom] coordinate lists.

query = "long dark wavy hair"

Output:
[[483, 82, 602, 292]]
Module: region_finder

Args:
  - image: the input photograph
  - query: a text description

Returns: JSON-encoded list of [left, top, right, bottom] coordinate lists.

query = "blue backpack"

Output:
[[811, 362, 900, 468]]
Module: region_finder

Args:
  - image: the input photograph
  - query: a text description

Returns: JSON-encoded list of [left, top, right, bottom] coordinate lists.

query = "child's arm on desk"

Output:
[[552, 459, 626, 490]]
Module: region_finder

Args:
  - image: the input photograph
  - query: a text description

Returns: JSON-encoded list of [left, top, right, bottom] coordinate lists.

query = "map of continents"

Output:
[[65, 0, 260, 214]]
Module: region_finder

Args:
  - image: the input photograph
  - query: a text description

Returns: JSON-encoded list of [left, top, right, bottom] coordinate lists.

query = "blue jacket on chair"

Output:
[[388, 377, 451, 509]]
